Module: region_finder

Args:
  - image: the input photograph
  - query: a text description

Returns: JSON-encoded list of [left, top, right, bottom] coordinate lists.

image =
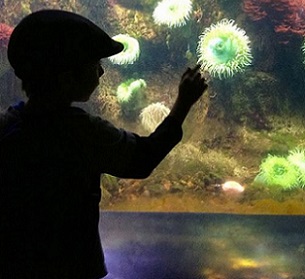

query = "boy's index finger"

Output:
[[189, 64, 201, 76], [192, 64, 201, 72]]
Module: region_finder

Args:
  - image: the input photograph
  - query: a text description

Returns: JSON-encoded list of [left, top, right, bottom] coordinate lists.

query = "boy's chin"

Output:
[[73, 93, 92, 103]]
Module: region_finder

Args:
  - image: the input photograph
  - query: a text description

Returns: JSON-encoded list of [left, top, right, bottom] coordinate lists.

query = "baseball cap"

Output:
[[7, 9, 124, 80]]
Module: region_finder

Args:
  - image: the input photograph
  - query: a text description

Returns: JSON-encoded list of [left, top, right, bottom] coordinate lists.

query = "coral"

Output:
[[152, 0, 193, 28], [109, 34, 140, 65], [116, 79, 147, 119], [140, 102, 170, 132], [243, 0, 305, 42], [197, 19, 252, 79], [0, 23, 13, 78], [0, 23, 13, 49], [256, 155, 299, 189]]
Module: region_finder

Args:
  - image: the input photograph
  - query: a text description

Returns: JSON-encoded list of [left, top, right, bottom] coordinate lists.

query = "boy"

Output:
[[0, 10, 207, 279]]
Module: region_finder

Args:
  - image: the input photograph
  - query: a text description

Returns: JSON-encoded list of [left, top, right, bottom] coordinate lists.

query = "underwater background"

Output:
[[2, 0, 305, 214]]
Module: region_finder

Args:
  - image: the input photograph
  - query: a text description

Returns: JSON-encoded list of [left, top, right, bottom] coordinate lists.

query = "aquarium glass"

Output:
[[2, 0, 305, 214]]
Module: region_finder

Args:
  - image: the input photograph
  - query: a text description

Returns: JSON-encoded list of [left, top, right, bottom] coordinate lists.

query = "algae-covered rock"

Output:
[[212, 71, 286, 130]]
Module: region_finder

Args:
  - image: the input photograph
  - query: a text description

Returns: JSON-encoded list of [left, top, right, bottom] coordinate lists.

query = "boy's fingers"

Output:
[[181, 67, 191, 78], [190, 64, 201, 74], [194, 64, 201, 71], [182, 65, 201, 78]]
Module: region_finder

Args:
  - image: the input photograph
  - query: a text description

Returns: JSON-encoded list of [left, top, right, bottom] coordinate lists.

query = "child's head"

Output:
[[7, 10, 123, 100]]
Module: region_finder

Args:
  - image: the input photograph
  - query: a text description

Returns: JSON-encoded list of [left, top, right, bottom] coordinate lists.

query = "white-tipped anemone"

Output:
[[287, 148, 305, 187], [116, 79, 147, 103], [153, 0, 193, 28], [197, 19, 252, 79], [140, 102, 170, 132], [109, 34, 140, 65], [302, 39, 305, 65]]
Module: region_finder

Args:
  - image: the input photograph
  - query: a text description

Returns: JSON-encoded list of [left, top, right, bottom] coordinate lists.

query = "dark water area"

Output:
[[100, 211, 305, 279]]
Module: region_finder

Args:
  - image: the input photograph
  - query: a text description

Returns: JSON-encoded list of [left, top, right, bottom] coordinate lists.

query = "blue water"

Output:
[[100, 212, 305, 279]]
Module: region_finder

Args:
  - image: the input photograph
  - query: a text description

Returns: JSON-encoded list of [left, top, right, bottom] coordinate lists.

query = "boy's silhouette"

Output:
[[0, 9, 207, 279]]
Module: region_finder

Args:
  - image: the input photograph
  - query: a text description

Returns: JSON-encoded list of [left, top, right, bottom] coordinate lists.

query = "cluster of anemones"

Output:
[[108, 0, 193, 65]]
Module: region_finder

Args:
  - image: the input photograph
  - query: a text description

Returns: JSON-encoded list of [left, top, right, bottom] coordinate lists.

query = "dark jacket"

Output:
[[0, 102, 182, 279]]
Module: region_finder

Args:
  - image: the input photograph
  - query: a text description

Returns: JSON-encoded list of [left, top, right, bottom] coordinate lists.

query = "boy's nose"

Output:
[[98, 65, 104, 77]]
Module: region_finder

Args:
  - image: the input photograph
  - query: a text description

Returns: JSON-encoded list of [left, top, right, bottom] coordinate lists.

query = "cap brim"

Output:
[[106, 40, 124, 58]]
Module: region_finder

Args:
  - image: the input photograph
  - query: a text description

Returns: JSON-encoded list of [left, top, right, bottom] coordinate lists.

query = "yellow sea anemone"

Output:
[[140, 102, 170, 132], [109, 34, 140, 65], [197, 19, 252, 79], [152, 0, 193, 28]]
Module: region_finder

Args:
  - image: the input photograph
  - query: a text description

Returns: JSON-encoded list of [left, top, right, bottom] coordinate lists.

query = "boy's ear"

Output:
[[57, 70, 79, 96], [56, 70, 79, 102]]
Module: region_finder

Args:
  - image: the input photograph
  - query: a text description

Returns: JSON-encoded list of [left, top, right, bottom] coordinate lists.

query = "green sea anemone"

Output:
[[257, 155, 299, 189], [287, 148, 305, 187], [152, 0, 193, 28], [140, 102, 170, 133], [116, 79, 146, 103], [116, 79, 147, 119], [109, 34, 140, 65], [197, 19, 252, 79]]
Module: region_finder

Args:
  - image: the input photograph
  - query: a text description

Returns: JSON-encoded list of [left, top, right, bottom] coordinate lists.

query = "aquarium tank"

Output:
[[2, 0, 305, 214]]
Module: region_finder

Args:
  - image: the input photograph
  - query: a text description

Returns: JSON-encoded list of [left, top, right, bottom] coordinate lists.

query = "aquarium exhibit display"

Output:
[[2, 1, 305, 278], [2, 0, 305, 215], [0, 0, 305, 210]]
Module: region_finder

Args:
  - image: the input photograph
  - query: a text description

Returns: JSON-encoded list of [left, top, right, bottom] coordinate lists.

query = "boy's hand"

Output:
[[169, 65, 208, 125], [178, 65, 208, 107]]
